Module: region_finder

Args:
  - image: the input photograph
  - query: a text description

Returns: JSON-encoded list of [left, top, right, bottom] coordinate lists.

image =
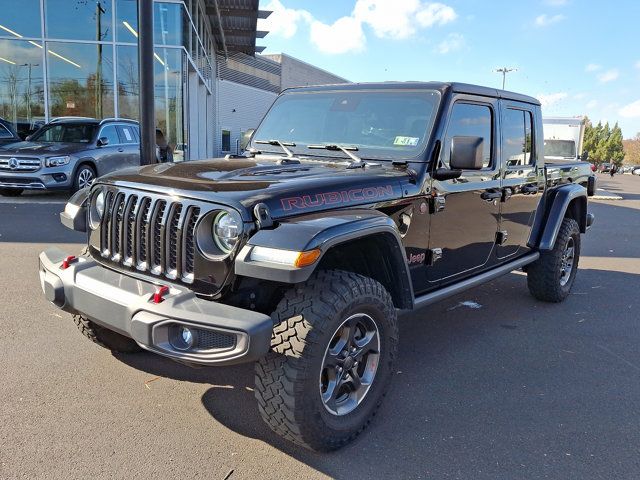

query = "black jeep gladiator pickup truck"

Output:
[[39, 82, 596, 451]]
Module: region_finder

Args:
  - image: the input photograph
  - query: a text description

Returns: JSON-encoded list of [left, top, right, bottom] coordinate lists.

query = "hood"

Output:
[[97, 156, 412, 220], [0, 141, 91, 156]]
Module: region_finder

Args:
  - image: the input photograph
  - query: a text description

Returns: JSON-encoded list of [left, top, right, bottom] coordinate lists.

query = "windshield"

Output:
[[31, 123, 98, 143], [253, 89, 440, 161], [544, 139, 576, 158]]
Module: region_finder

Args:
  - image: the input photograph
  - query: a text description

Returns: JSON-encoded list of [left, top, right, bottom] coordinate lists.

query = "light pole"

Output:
[[494, 67, 517, 90], [18, 63, 39, 123]]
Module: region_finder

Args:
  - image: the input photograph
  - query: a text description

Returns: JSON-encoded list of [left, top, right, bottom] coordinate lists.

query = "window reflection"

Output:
[[117, 45, 185, 156], [0, 0, 42, 39], [47, 41, 114, 118], [0, 39, 45, 137], [46, 0, 113, 41]]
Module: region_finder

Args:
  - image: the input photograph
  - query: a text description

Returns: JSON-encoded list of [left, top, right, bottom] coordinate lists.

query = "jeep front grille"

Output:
[[99, 191, 201, 283]]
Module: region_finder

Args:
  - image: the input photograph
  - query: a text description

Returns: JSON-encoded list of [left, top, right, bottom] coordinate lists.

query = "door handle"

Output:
[[118, 147, 124, 152], [480, 190, 502, 201], [521, 184, 538, 194]]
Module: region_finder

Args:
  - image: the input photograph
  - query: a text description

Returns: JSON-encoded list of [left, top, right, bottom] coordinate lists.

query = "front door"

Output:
[[497, 103, 542, 258], [425, 99, 501, 286]]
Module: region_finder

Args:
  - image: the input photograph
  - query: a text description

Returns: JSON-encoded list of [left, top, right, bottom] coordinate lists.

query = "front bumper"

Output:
[[38, 247, 273, 366], [0, 168, 73, 190]]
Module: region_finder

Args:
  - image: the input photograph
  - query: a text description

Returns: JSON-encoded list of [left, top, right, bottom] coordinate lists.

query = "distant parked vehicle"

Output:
[[599, 163, 612, 173], [632, 167, 640, 176], [0, 117, 144, 197], [0, 118, 22, 146]]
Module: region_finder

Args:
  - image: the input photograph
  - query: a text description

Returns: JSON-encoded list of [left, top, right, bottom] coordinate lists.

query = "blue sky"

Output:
[[258, 0, 640, 138]]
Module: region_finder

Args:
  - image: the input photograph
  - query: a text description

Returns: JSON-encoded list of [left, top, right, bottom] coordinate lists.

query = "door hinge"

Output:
[[495, 230, 508, 245], [427, 248, 443, 265], [429, 194, 446, 214]]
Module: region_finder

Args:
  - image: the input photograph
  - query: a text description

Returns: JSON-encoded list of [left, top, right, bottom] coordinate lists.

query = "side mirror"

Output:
[[97, 137, 109, 147], [580, 150, 589, 161], [239, 128, 255, 152], [449, 136, 484, 170]]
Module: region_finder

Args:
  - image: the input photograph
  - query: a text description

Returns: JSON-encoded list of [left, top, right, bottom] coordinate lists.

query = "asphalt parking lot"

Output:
[[1, 173, 639, 480]]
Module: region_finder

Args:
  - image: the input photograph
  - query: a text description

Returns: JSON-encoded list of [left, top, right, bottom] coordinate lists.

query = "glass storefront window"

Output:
[[116, 0, 138, 43], [154, 2, 183, 46], [117, 45, 185, 154], [47, 41, 114, 118], [0, 0, 42, 39], [0, 39, 45, 137], [46, 0, 113, 41]]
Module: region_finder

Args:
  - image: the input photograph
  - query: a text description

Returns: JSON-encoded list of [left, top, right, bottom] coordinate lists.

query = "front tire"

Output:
[[72, 164, 96, 192], [73, 315, 142, 353], [255, 270, 398, 451], [527, 217, 581, 302]]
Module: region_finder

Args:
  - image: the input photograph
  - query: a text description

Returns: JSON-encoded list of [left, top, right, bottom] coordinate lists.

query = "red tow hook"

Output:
[[60, 255, 77, 270], [152, 285, 170, 304]]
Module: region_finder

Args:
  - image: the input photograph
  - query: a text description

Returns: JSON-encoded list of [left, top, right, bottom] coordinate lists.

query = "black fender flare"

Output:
[[234, 209, 414, 308], [529, 183, 588, 251]]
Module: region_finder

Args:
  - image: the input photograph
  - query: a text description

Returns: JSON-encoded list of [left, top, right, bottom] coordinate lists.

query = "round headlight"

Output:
[[89, 190, 105, 230], [213, 210, 242, 253]]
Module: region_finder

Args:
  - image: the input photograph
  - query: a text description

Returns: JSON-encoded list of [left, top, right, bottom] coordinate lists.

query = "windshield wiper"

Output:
[[255, 139, 296, 158], [307, 144, 364, 168]]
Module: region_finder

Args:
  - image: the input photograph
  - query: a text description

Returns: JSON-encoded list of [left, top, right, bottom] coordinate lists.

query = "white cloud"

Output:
[[619, 100, 640, 118], [597, 69, 619, 83], [573, 93, 586, 100], [586, 100, 598, 109], [261, 0, 457, 54], [260, 0, 313, 39], [545, 0, 568, 5], [435, 33, 464, 54], [534, 14, 565, 27], [635, 60, 640, 69], [537, 92, 568, 107], [585, 63, 601, 72], [309, 16, 366, 54]]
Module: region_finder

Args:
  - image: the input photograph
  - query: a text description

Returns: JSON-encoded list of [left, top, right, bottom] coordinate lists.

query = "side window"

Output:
[[117, 125, 137, 144], [445, 103, 493, 168], [221, 129, 231, 152], [98, 125, 120, 145], [503, 108, 534, 167], [0, 124, 14, 139]]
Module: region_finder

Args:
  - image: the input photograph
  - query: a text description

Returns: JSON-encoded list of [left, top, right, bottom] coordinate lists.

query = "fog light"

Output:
[[52, 173, 67, 182], [170, 324, 197, 351]]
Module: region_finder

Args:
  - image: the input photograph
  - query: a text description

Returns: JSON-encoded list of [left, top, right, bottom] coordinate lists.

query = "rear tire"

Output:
[[73, 315, 142, 353], [0, 188, 23, 197], [527, 217, 580, 302], [254, 270, 398, 451]]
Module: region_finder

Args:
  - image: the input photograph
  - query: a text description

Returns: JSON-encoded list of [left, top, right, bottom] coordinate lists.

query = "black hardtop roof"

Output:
[[284, 81, 541, 106]]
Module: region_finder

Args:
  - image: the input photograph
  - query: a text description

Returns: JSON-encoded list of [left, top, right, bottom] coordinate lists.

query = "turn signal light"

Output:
[[294, 249, 322, 268]]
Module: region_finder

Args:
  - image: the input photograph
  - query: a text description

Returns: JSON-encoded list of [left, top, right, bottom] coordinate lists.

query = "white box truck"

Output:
[[543, 116, 587, 162]]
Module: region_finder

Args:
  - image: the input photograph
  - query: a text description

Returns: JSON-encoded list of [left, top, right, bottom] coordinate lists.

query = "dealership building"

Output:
[[0, 0, 347, 160]]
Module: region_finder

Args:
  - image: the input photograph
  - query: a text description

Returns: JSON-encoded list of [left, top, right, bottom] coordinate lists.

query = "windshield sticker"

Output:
[[393, 136, 419, 146]]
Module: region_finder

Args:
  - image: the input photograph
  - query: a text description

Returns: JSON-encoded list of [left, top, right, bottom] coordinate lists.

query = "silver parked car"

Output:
[[0, 117, 143, 197]]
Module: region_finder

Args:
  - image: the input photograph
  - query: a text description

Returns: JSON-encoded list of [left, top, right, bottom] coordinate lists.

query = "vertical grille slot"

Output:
[[135, 197, 152, 270], [122, 195, 138, 266], [150, 200, 167, 274], [165, 204, 184, 279], [110, 193, 126, 262], [182, 207, 200, 280], [100, 191, 114, 256]]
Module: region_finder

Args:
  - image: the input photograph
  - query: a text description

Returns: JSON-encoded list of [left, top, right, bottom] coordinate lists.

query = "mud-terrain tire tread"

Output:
[[73, 315, 142, 353], [527, 217, 580, 302], [254, 270, 398, 451]]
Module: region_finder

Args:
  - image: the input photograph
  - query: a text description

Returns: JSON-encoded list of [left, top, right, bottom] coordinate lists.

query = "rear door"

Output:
[[497, 102, 542, 258], [116, 124, 141, 168], [425, 97, 501, 286], [94, 124, 123, 176]]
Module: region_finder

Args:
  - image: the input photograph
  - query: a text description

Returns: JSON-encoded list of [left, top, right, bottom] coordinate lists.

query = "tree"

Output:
[[623, 132, 640, 165], [583, 119, 625, 166]]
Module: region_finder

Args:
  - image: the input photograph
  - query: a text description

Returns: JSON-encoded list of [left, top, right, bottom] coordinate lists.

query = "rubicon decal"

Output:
[[281, 185, 395, 211]]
